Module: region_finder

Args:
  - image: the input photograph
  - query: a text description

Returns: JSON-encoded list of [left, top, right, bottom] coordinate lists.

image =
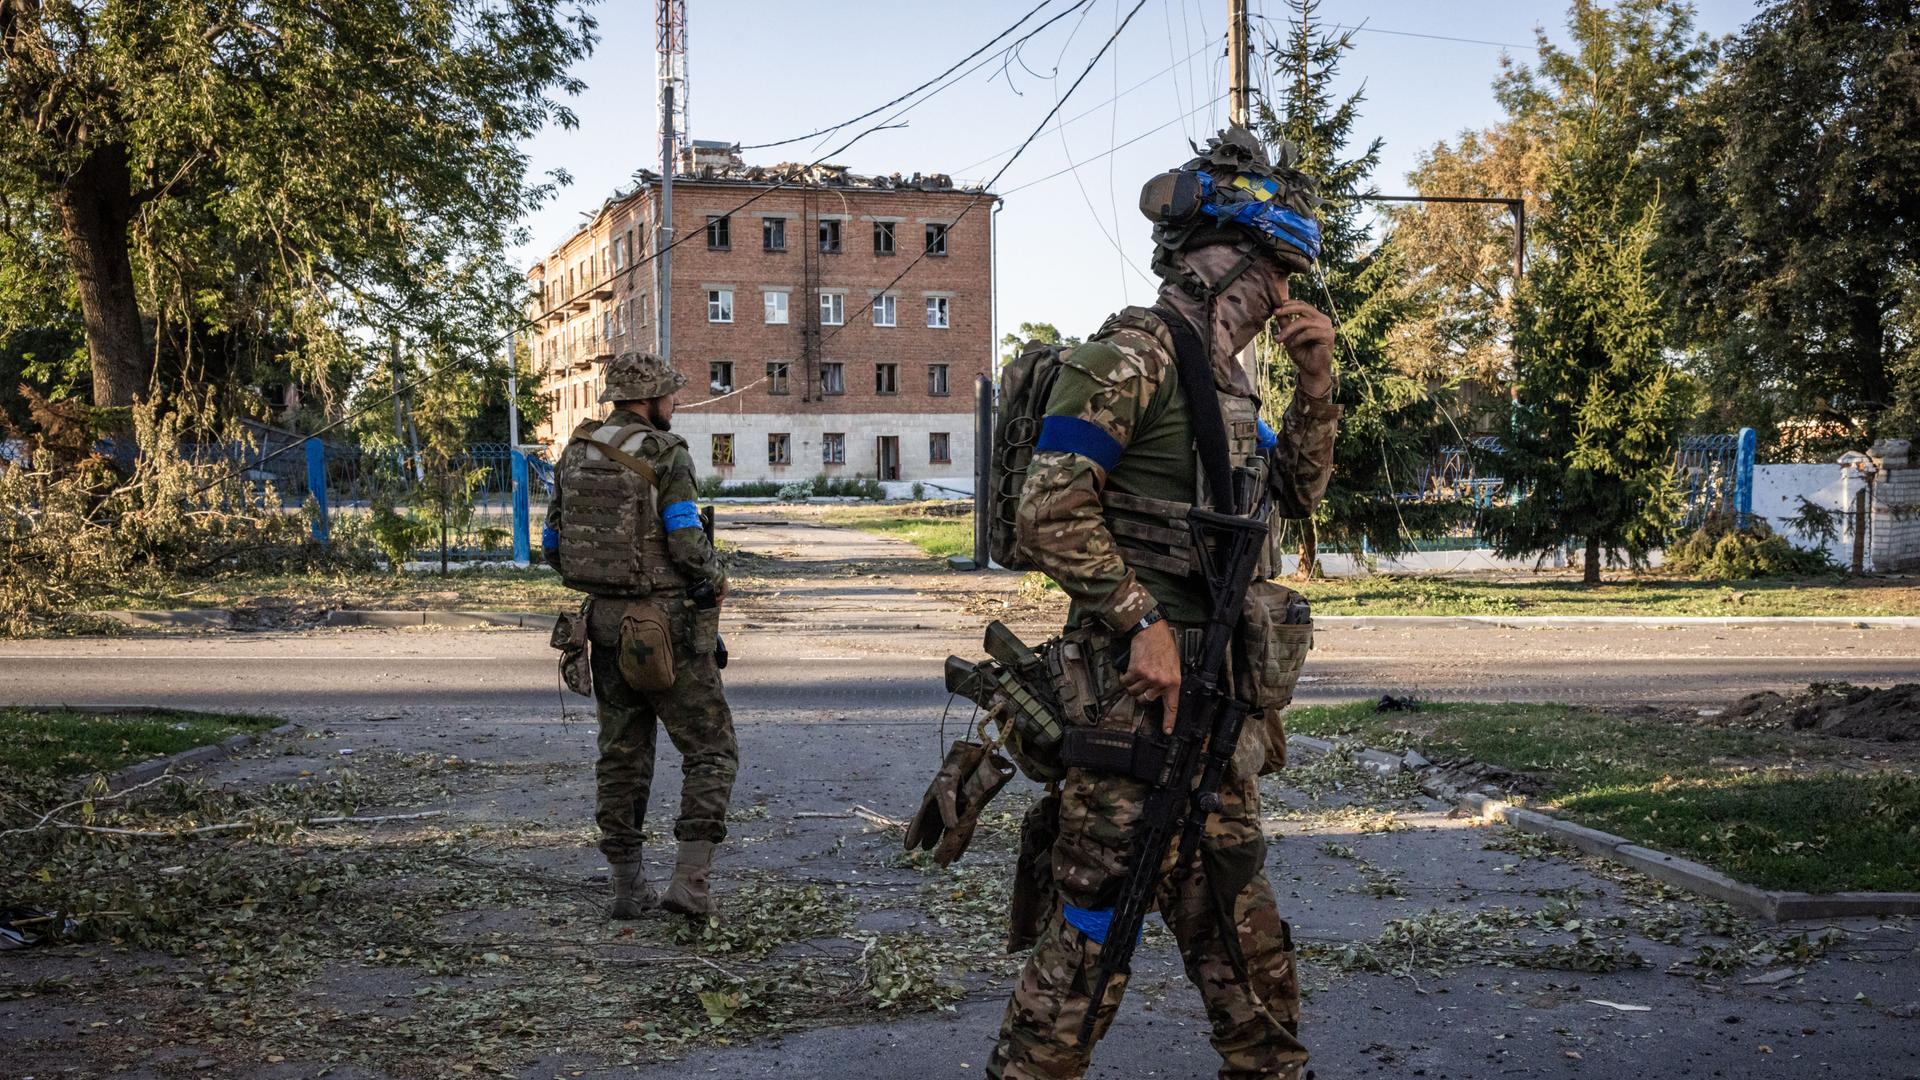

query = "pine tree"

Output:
[[1479, 4, 1703, 582], [1253, 0, 1464, 570]]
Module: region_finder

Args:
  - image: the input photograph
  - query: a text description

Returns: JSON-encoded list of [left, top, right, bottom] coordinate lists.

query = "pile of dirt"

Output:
[[1725, 682, 1920, 741]]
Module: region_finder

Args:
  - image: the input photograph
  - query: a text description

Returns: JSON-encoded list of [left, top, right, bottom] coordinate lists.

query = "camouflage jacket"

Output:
[[1015, 306, 1340, 629], [542, 409, 726, 594]]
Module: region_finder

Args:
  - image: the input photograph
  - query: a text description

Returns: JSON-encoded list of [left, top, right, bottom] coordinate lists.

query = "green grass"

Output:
[[0, 708, 283, 781], [818, 504, 975, 560], [78, 566, 578, 614], [1298, 573, 1920, 617], [1286, 700, 1920, 893]]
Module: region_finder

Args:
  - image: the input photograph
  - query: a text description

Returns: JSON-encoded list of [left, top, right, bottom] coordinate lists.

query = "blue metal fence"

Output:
[[278, 439, 549, 563], [1412, 428, 1758, 532]]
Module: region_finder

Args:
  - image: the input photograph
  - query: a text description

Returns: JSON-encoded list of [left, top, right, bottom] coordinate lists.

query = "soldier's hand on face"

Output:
[[1272, 300, 1335, 398], [1121, 619, 1181, 734]]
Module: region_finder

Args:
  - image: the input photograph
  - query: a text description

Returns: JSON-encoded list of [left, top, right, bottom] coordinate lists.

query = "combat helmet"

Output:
[[598, 351, 687, 404], [1138, 123, 1321, 299]]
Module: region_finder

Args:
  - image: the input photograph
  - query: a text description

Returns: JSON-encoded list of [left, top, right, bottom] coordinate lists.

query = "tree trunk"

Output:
[[1294, 517, 1318, 581], [51, 140, 148, 408], [1583, 534, 1601, 584]]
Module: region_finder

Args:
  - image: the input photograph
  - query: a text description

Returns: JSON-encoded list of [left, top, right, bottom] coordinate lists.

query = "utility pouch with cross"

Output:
[[616, 602, 676, 692]]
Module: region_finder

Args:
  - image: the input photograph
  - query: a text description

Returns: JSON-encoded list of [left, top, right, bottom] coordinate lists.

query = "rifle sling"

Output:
[[1149, 306, 1238, 514]]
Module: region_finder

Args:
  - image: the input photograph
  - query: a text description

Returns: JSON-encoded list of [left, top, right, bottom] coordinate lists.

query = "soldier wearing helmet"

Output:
[[543, 351, 735, 919], [986, 126, 1340, 1079]]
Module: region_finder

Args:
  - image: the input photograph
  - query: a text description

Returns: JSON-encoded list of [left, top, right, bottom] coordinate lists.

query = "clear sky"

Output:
[[512, 0, 1765, 350]]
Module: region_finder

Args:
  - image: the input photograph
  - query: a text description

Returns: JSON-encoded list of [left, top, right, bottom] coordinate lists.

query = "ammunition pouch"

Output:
[[1238, 581, 1313, 773], [1102, 491, 1198, 577], [616, 602, 677, 692], [550, 603, 592, 697]]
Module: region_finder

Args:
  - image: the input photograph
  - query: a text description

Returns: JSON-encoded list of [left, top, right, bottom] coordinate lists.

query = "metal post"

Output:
[[1734, 427, 1757, 529], [511, 448, 532, 565], [506, 335, 521, 449], [974, 374, 993, 570], [658, 83, 675, 363], [304, 437, 330, 546]]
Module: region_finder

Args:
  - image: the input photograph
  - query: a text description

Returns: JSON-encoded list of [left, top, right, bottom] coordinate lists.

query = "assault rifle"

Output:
[[1078, 492, 1272, 1046]]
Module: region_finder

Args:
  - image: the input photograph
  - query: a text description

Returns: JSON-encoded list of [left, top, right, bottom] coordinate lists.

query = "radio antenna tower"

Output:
[[654, 0, 687, 360]]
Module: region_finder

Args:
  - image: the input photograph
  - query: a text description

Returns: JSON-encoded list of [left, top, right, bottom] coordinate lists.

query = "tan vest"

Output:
[[554, 419, 685, 597]]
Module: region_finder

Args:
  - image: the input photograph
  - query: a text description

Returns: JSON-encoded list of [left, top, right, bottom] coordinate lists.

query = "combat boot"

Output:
[[659, 839, 716, 916], [609, 860, 657, 919]]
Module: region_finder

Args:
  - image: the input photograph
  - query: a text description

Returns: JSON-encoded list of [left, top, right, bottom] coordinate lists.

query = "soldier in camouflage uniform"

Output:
[[543, 352, 735, 918], [988, 127, 1341, 1079]]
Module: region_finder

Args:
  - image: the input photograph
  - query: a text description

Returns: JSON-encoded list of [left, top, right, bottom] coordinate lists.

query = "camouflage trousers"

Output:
[[987, 762, 1306, 1080], [587, 597, 737, 861]]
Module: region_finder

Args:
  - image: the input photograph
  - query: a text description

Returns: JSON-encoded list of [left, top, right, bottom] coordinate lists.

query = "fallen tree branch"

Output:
[[0, 772, 182, 839], [13, 809, 446, 839]]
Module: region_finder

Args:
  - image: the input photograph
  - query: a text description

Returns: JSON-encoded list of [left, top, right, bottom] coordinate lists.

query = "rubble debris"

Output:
[[1723, 683, 1920, 741]]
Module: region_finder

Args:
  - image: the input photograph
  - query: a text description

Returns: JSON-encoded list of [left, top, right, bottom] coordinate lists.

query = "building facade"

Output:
[[527, 148, 994, 489]]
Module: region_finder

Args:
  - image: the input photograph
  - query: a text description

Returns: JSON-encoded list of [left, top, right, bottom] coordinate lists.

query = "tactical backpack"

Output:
[[555, 420, 668, 595], [987, 339, 1070, 571]]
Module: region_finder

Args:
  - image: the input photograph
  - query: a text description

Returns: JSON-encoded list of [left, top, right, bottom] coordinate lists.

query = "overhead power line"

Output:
[[738, 0, 1090, 151]]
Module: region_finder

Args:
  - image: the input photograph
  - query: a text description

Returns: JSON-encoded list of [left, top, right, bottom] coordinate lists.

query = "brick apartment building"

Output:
[[527, 144, 994, 489]]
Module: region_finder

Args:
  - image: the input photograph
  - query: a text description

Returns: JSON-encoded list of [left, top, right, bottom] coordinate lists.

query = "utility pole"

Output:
[[505, 334, 520, 448], [656, 0, 688, 363], [1228, 0, 1250, 125], [1228, 0, 1259, 388]]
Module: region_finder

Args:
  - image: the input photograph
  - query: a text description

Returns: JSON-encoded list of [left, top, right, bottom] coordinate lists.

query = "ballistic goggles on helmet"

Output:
[[1139, 167, 1322, 270]]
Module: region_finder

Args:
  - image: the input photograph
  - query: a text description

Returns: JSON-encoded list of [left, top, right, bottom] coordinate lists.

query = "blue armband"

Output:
[[1256, 418, 1278, 452], [541, 526, 559, 553], [662, 500, 702, 533], [1034, 416, 1124, 472], [1062, 904, 1145, 947]]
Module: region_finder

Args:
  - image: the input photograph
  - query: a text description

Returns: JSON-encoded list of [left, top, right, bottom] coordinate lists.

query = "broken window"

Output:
[[706, 215, 731, 250], [873, 220, 896, 255], [875, 363, 898, 394], [928, 363, 949, 396], [820, 362, 845, 396], [711, 434, 734, 467], [768, 433, 792, 466], [709, 361, 734, 394], [763, 217, 786, 251], [819, 218, 842, 253], [767, 361, 790, 395], [823, 432, 846, 464], [925, 223, 949, 256], [930, 432, 951, 463], [926, 296, 950, 329]]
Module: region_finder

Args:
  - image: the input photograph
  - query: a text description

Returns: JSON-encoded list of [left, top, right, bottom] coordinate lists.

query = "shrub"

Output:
[[1665, 515, 1834, 579], [776, 480, 814, 502]]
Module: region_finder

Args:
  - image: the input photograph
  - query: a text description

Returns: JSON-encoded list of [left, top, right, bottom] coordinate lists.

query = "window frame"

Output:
[[820, 362, 845, 396], [708, 360, 734, 394], [818, 218, 843, 254], [929, 432, 952, 464], [711, 433, 735, 468], [766, 360, 790, 396], [875, 362, 899, 395], [822, 432, 847, 465], [768, 432, 792, 466], [762, 216, 787, 252], [928, 363, 950, 396], [926, 295, 950, 329], [764, 289, 790, 325], [925, 222, 949, 256], [706, 214, 731, 251], [707, 288, 734, 323], [872, 292, 897, 328], [873, 220, 896, 256], [819, 291, 846, 326]]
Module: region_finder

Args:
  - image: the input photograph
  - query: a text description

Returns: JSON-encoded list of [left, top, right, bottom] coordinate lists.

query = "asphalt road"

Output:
[[3, 521, 1918, 1080]]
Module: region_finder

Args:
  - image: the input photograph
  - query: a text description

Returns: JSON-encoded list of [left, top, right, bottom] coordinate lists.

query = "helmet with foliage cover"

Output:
[[1138, 123, 1322, 297], [598, 352, 687, 404]]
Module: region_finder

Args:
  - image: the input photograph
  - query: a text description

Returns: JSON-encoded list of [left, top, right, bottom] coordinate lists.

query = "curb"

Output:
[[96, 609, 232, 629], [106, 718, 301, 792], [1284, 734, 1920, 922], [322, 610, 557, 630]]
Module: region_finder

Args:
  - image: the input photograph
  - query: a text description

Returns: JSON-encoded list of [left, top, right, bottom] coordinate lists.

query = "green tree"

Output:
[[1478, 1, 1704, 582], [1254, 0, 1465, 570], [0, 0, 596, 410], [1661, 0, 1920, 449], [998, 321, 1081, 367]]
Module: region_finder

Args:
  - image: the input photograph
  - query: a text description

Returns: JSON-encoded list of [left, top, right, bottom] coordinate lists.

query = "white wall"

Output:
[[669, 411, 974, 487], [1750, 463, 1861, 566]]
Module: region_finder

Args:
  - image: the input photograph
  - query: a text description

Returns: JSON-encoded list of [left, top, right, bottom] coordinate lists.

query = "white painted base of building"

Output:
[[667, 411, 975, 486]]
